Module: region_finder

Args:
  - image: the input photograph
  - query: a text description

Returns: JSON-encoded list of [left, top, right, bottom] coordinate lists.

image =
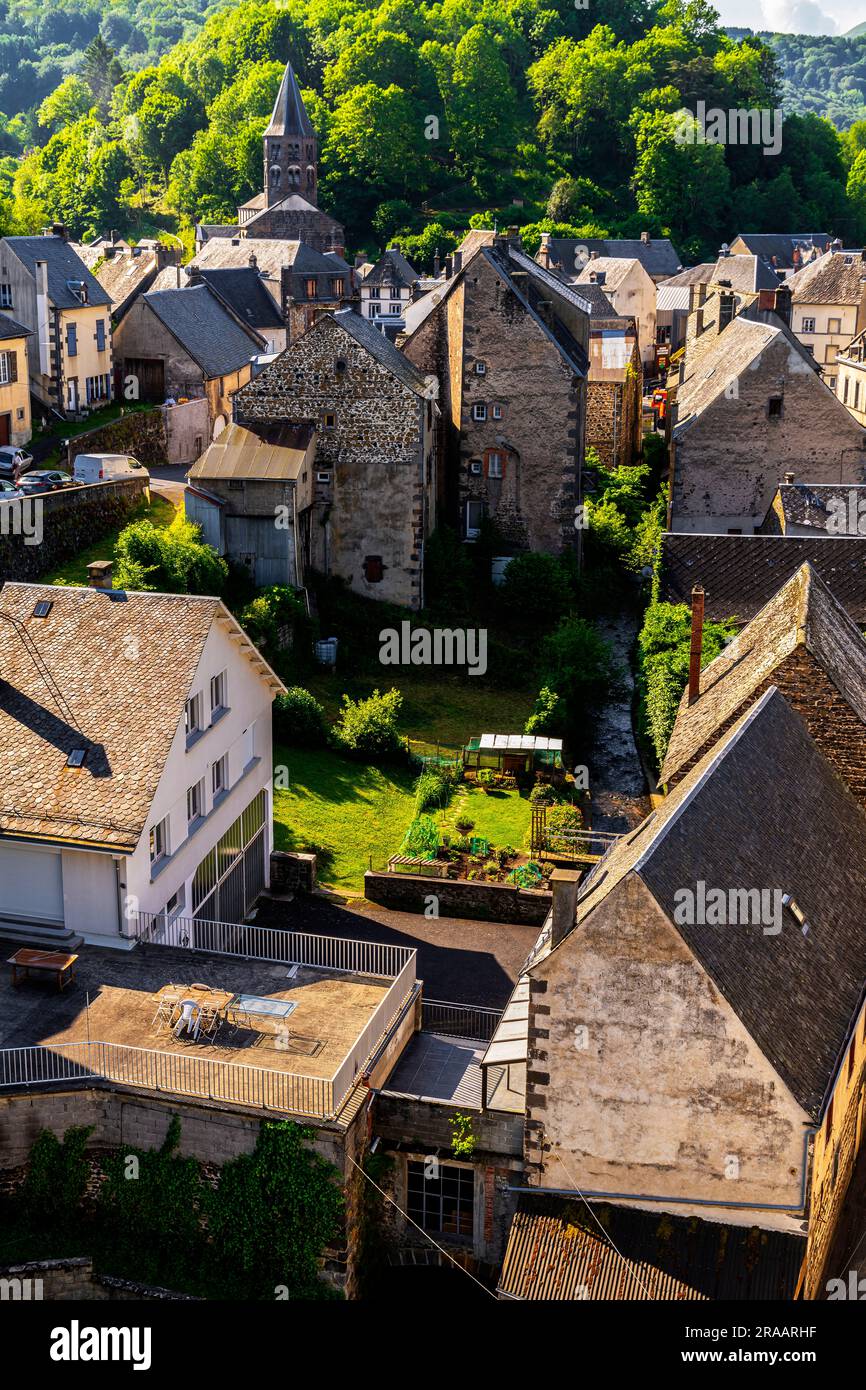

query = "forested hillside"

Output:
[[728, 28, 866, 130], [2, 0, 866, 265]]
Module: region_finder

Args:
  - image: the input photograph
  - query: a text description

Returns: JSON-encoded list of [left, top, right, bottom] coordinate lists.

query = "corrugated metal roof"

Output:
[[188, 422, 314, 481], [498, 1197, 805, 1300]]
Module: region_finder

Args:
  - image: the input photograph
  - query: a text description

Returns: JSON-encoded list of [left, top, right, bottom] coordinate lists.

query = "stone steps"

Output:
[[0, 920, 84, 952]]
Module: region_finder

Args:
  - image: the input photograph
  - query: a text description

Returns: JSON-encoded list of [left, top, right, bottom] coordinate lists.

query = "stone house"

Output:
[[402, 236, 589, 555], [727, 231, 830, 274], [787, 246, 866, 389], [655, 264, 716, 362], [582, 282, 642, 468], [233, 309, 438, 610], [660, 562, 866, 811], [91, 239, 179, 323], [669, 303, 866, 532], [360, 246, 418, 336], [522, 686, 866, 1229], [0, 228, 113, 417], [537, 230, 681, 284], [575, 256, 657, 369], [186, 421, 315, 587], [114, 283, 265, 435], [0, 311, 31, 446], [190, 239, 355, 346], [758, 479, 866, 535], [195, 267, 287, 354]]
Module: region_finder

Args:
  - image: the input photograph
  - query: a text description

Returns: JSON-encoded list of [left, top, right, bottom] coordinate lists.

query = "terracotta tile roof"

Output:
[[0, 583, 255, 850], [498, 1197, 804, 1300], [660, 531, 866, 622], [547, 689, 866, 1118], [661, 562, 866, 785]]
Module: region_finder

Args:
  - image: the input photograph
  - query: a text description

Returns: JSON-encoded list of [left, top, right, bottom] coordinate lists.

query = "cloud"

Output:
[[714, 0, 841, 32]]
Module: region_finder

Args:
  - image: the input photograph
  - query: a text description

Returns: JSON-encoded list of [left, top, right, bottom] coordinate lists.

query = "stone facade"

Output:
[[403, 247, 586, 554], [0, 1257, 198, 1300], [585, 338, 642, 469], [364, 870, 551, 925], [234, 314, 437, 609]]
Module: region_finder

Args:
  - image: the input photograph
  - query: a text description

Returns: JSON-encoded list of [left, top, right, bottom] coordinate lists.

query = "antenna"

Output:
[[0, 609, 85, 736]]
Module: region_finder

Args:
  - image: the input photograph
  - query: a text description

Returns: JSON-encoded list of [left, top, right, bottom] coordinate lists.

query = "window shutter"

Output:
[[8, 350, 16, 383]]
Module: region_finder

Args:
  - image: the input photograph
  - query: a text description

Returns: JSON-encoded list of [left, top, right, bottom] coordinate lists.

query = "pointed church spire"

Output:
[[265, 61, 315, 140]]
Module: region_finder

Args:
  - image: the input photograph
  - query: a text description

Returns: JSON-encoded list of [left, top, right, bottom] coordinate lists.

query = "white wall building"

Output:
[[0, 576, 285, 949]]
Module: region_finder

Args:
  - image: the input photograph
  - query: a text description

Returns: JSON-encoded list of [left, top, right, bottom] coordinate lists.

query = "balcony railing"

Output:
[[421, 999, 502, 1041]]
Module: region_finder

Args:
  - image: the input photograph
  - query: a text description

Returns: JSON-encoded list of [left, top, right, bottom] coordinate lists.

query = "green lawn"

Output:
[[272, 744, 417, 895], [435, 784, 532, 852], [304, 669, 535, 757], [40, 493, 179, 585]]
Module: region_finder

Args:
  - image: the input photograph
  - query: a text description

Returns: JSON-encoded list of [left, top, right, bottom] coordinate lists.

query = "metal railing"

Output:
[[0, 1041, 333, 1118], [134, 912, 415, 981], [421, 999, 502, 1041], [330, 954, 419, 1110]]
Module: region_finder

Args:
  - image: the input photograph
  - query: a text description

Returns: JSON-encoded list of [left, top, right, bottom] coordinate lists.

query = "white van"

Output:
[[72, 453, 150, 484]]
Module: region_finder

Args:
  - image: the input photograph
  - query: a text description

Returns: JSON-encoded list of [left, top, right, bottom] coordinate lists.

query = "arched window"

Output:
[[288, 165, 301, 190], [269, 164, 281, 187]]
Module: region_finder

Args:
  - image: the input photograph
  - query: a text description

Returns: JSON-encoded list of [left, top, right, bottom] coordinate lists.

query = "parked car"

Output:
[[72, 452, 150, 485], [17, 470, 78, 494], [0, 445, 34, 480], [0, 478, 21, 500]]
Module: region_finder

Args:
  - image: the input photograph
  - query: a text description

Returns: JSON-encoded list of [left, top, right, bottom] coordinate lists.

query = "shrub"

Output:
[[498, 551, 571, 630], [332, 687, 403, 757], [423, 525, 472, 617], [400, 814, 440, 856], [114, 513, 228, 594], [536, 616, 618, 749], [636, 602, 737, 770], [273, 687, 329, 748], [414, 767, 452, 815], [525, 685, 566, 737], [239, 584, 307, 656], [530, 782, 562, 806]]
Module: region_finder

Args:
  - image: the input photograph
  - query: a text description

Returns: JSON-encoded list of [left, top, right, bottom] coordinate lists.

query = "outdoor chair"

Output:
[[151, 994, 180, 1032], [174, 999, 201, 1041], [198, 1006, 221, 1041]]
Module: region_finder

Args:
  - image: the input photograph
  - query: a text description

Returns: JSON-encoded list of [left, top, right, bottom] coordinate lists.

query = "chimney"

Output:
[[50, 223, 68, 241], [506, 226, 521, 248], [185, 265, 203, 287], [784, 472, 795, 484], [688, 586, 704, 705], [774, 285, 792, 328], [589, 250, 599, 260], [538, 232, 551, 269], [640, 230, 651, 245], [433, 249, 441, 278], [550, 868, 580, 948], [444, 254, 453, 279], [452, 250, 463, 274], [87, 560, 113, 590], [248, 251, 258, 270]]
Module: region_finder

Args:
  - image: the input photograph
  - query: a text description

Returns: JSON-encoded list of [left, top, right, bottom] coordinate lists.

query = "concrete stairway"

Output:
[[0, 920, 84, 952]]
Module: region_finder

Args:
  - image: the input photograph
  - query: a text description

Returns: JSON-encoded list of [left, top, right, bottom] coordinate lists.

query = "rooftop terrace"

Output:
[[0, 922, 418, 1121]]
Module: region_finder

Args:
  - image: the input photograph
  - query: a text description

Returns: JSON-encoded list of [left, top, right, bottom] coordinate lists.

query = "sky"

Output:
[[715, 0, 864, 35]]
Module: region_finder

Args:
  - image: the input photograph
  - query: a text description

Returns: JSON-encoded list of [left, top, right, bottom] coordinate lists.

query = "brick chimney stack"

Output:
[[538, 232, 551, 269], [550, 868, 580, 948], [87, 561, 113, 590], [688, 586, 704, 705]]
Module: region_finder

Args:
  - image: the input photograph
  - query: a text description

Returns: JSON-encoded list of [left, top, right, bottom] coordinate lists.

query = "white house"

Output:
[[0, 572, 285, 949], [360, 246, 418, 335], [575, 256, 657, 368]]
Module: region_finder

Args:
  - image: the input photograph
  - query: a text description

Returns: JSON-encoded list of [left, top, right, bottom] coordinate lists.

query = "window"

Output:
[[768, 396, 783, 418], [828, 318, 842, 335], [369, 288, 381, 301], [166, 886, 185, 918], [827, 344, 839, 363], [406, 1160, 474, 1239], [185, 691, 203, 738], [801, 317, 816, 333], [305, 278, 318, 298], [856, 383, 862, 410], [469, 459, 482, 475], [474, 361, 487, 375], [492, 404, 503, 420], [331, 278, 344, 297], [149, 815, 169, 864], [187, 778, 205, 825], [487, 451, 503, 478], [323, 412, 336, 429], [212, 753, 228, 798], [389, 287, 401, 300], [334, 358, 347, 375], [0, 284, 12, 308], [242, 722, 256, 768], [95, 319, 106, 352], [0, 352, 9, 385], [66, 323, 77, 357], [228, 479, 244, 491], [472, 402, 487, 422], [465, 500, 483, 540], [363, 554, 384, 583], [210, 669, 227, 715]]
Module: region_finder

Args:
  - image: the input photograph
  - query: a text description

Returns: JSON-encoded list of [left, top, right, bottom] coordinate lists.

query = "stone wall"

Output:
[[0, 1257, 198, 1300], [0, 476, 147, 583], [364, 869, 550, 925], [65, 400, 209, 469]]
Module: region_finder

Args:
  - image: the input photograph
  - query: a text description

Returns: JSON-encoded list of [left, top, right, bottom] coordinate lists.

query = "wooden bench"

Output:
[[7, 949, 78, 992], [387, 854, 446, 878]]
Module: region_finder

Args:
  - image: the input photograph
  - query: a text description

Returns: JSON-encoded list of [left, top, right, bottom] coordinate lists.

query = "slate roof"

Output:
[[567, 281, 616, 319], [498, 1197, 804, 1301], [192, 238, 339, 282], [659, 531, 866, 622], [544, 237, 681, 280], [0, 584, 264, 850], [658, 263, 716, 288], [363, 247, 418, 289], [143, 284, 264, 378], [93, 248, 160, 317], [0, 311, 30, 340], [711, 254, 780, 294], [3, 236, 111, 309], [673, 315, 784, 431], [198, 268, 284, 330], [196, 224, 241, 241], [265, 62, 315, 139], [731, 233, 830, 269], [551, 688, 866, 1120], [331, 308, 429, 394], [660, 562, 866, 786], [787, 249, 866, 306], [188, 422, 313, 482], [761, 481, 866, 534]]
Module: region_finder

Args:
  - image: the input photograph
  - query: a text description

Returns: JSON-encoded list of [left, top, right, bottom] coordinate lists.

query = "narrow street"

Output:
[[590, 612, 652, 835]]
